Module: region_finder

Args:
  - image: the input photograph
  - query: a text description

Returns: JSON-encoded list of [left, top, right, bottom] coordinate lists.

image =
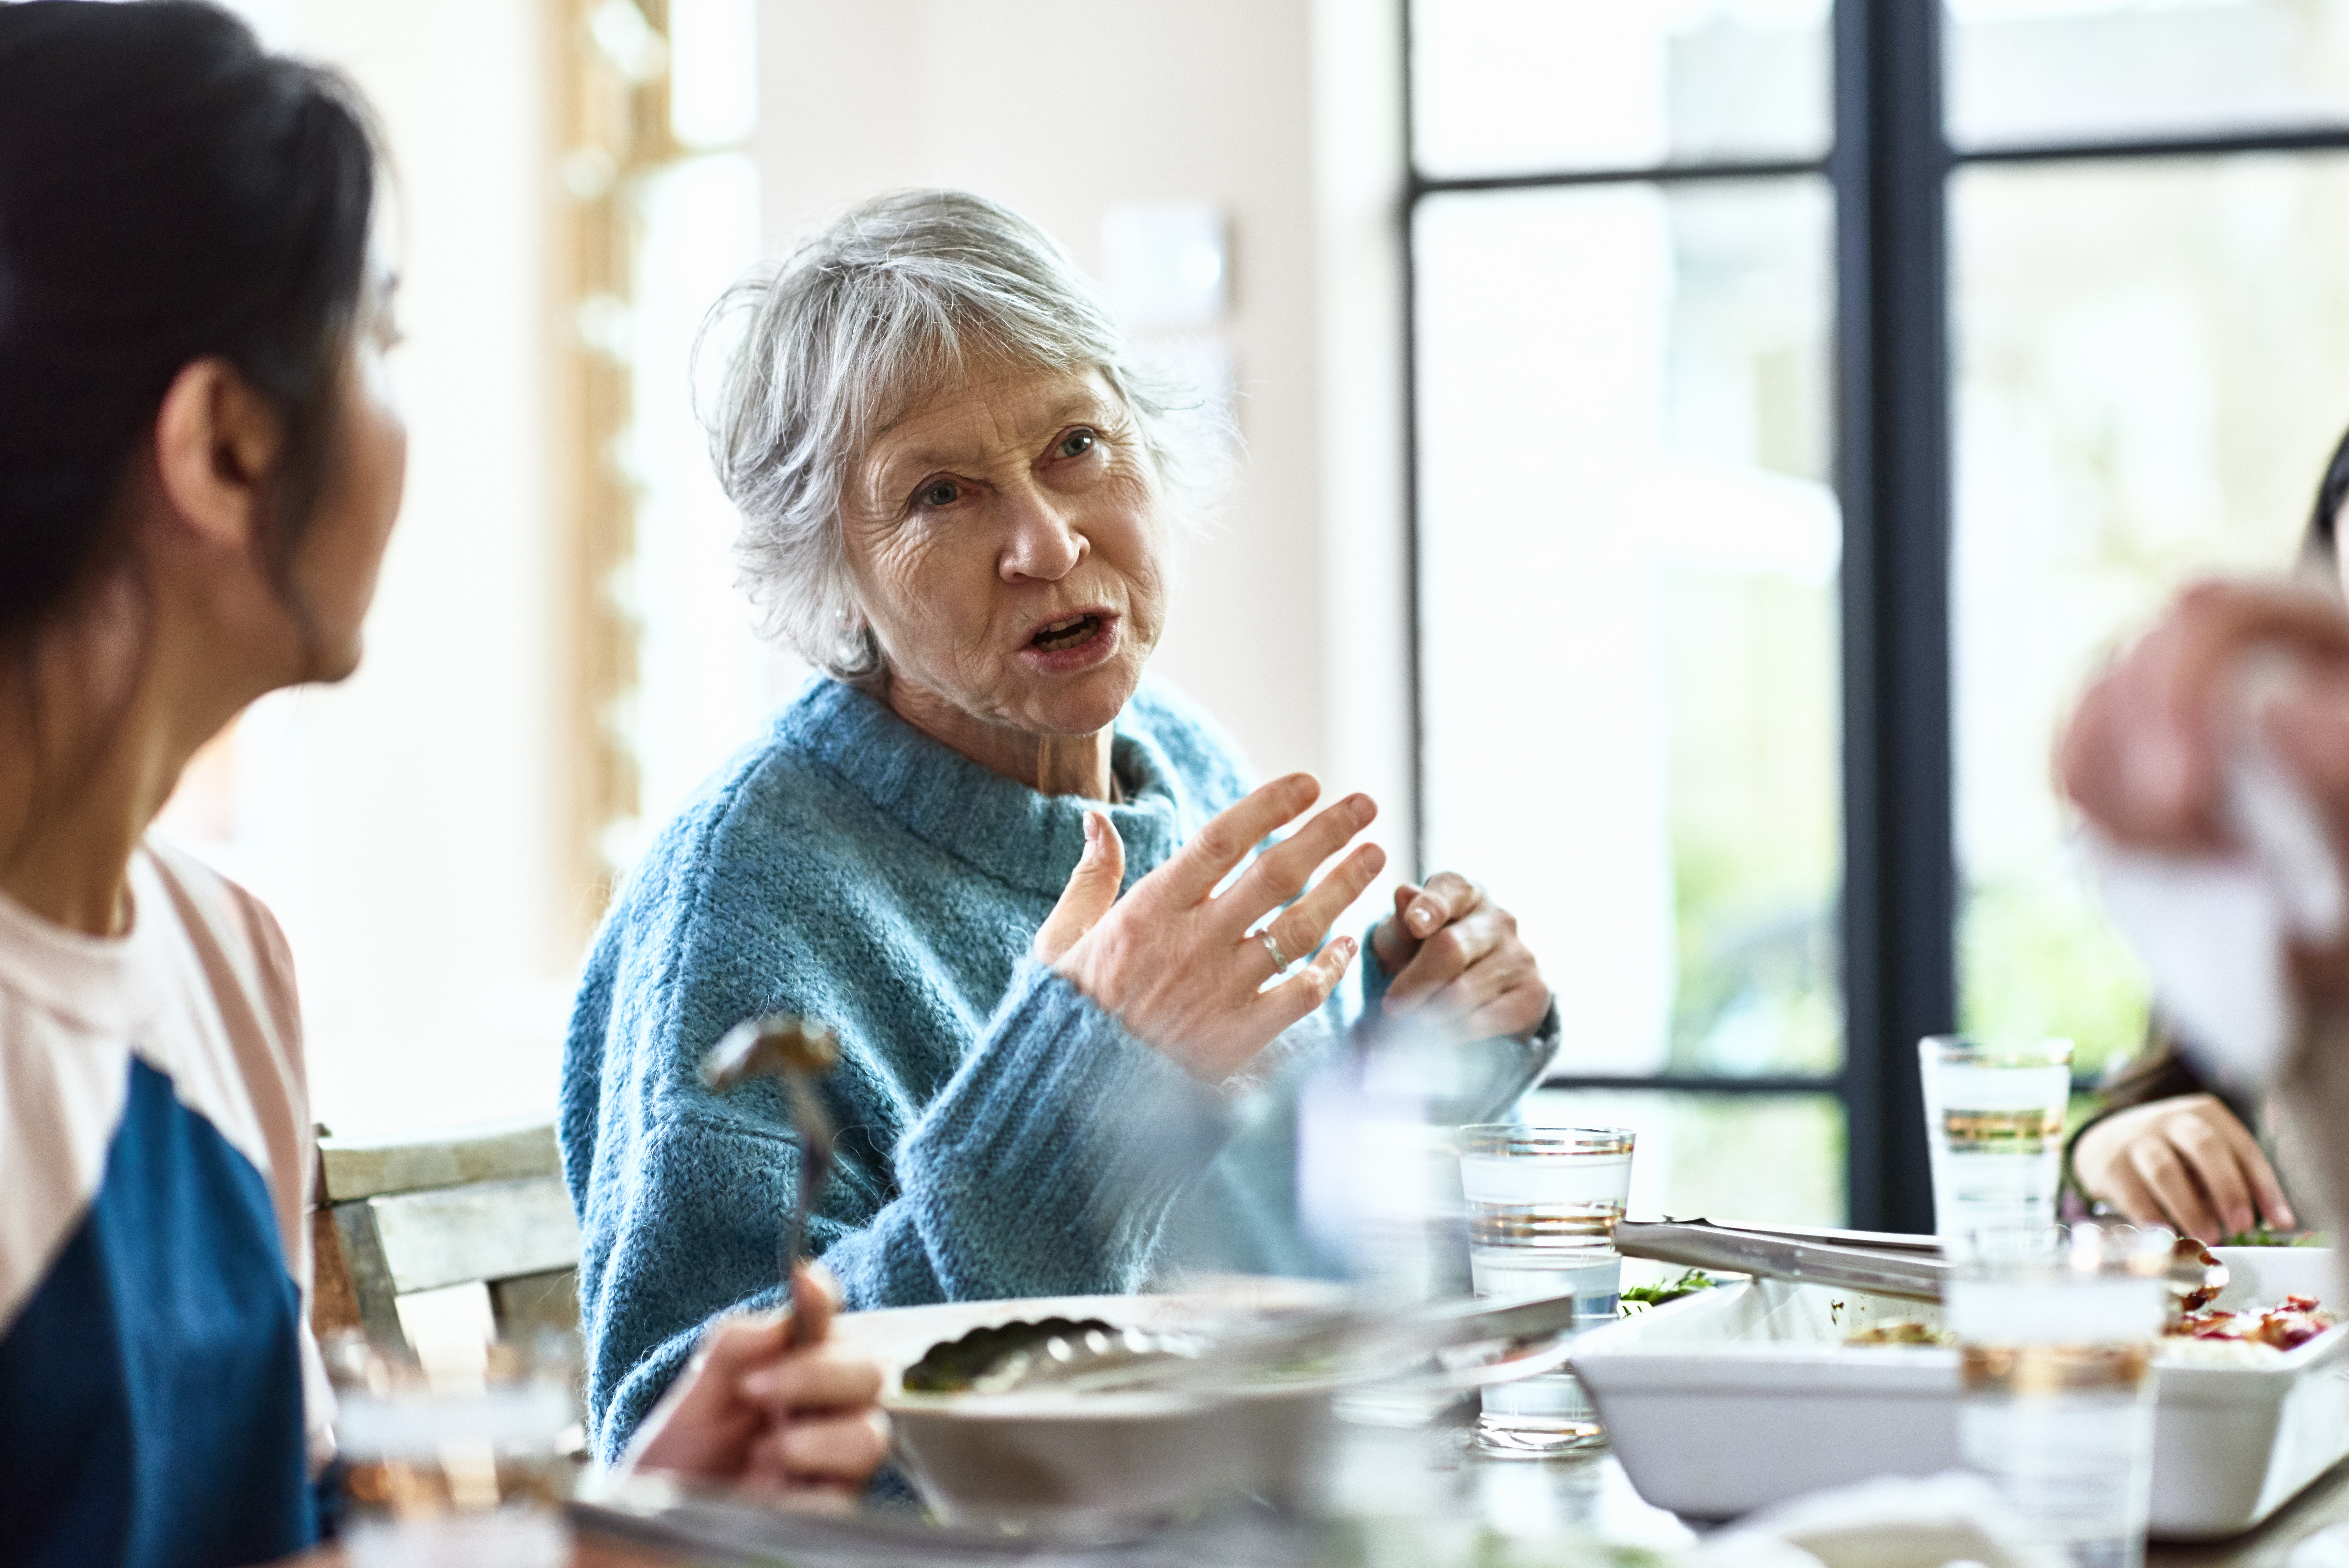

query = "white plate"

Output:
[[833, 1281, 1351, 1530], [1571, 1247, 2349, 1539]]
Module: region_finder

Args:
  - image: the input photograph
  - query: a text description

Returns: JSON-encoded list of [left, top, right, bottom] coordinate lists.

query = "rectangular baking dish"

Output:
[[1570, 1247, 2349, 1539]]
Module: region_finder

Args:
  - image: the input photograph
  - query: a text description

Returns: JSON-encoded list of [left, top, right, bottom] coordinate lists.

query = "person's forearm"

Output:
[[896, 959, 1234, 1300]]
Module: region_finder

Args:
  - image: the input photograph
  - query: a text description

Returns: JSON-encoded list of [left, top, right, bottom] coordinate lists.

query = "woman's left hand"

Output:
[[2071, 1092, 2295, 1241], [1371, 873, 1549, 1041]]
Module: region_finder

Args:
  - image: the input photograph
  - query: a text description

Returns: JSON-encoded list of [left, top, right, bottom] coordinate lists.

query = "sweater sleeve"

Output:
[[888, 960, 1235, 1295], [577, 957, 1233, 1461]]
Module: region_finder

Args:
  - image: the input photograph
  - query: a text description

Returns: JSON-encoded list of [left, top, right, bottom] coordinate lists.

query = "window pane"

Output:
[[1415, 179, 1841, 1079], [1947, 0, 2349, 151], [1410, 0, 1830, 178], [1952, 154, 2349, 1076], [1521, 1089, 1847, 1226]]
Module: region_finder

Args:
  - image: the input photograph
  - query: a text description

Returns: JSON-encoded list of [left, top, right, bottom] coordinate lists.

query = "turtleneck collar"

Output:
[[776, 677, 1207, 900]]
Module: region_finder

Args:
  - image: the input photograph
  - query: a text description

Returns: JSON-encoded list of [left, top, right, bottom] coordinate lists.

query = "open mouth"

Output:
[[1029, 613, 1104, 654]]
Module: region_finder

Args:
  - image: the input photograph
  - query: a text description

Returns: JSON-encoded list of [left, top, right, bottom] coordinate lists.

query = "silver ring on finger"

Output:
[[1259, 928, 1294, 971]]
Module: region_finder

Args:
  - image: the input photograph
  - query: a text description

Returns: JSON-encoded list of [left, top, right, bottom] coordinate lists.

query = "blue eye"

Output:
[[920, 479, 959, 508], [1059, 429, 1096, 458]]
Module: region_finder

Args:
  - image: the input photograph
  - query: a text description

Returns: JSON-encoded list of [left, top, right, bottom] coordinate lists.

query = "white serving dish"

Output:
[[833, 1281, 1351, 1531], [1571, 1247, 2349, 1540]]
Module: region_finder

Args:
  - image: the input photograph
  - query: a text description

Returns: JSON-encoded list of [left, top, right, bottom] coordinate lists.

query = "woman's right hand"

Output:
[[2071, 1092, 2296, 1242], [620, 1264, 890, 1499], [2058, 579, 2349, 1002], [1033, 772, 1386, 1082]]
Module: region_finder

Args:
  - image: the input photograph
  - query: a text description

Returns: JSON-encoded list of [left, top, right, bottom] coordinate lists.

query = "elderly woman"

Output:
[[561, 189, 1559, 1459]]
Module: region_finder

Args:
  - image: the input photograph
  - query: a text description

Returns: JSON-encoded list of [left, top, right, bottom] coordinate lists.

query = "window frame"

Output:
[[1401, 1, 2349, 1231]]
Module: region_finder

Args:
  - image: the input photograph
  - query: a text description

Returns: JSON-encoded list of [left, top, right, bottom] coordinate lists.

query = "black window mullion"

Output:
[[1831, 0, 1950, 1234], [1402, 10, 1905, 1227], [1401, 0, 1428, 881], [1958, 123, 2349, 168], [1414, 157, 1826, 196]]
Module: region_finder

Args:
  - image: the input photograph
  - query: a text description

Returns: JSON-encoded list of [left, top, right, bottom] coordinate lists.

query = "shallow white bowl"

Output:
[[1572, 1247, 2348, 1539], [833, 1281, 1352, 1531]]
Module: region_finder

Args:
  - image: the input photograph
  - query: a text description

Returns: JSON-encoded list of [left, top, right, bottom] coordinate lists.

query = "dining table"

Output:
[[288, 1422, 2349, 1568]]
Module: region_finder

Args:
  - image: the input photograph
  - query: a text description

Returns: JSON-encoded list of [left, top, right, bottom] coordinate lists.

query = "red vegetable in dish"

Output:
[[2175, 1238, 2225, 1313], [2169, 1295, 2335, 1350]]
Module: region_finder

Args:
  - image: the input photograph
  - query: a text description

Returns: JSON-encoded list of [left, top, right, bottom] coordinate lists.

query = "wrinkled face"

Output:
[[840, 358, 1169, 736]]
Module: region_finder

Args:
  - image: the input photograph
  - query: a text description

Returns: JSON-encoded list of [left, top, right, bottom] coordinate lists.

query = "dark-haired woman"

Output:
[[0, 4, 884, 1562], [2062, 425, 2349, 1242]]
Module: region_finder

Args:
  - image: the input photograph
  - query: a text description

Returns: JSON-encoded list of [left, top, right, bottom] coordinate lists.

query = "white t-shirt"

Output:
[[0, 840, 335, 1559]]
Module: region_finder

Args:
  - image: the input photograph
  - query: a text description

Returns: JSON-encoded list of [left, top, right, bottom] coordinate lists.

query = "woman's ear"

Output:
[[150, 357, 283, 554]]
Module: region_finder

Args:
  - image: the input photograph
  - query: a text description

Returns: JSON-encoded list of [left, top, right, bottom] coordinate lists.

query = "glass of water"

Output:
[[1919, 1035, 2073, 1243], [325, 1330, 577, 1568], [1457, 1123, 1635, 1458], [1948, 1223, 2172, 1568]]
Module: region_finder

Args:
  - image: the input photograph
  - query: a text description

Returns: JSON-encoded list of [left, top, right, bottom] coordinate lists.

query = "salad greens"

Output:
[[1620, 1269, 1720, 1313], [2220, 1224, 2329, 1248]]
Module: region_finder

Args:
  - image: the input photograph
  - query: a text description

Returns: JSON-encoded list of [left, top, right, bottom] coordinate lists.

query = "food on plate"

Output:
[[900, 1317, 1116, 1393], [1621, 1270, 1720, 1313], [2174, 1237, 2226, 1312], [1845, 1319, 1953, 1347], [2220, 1224, 2329, 1248], [2163, 1239, 2334, 1354], [2170, 1295, 2335, 1351], [1834, 1282, 2337, 1356]]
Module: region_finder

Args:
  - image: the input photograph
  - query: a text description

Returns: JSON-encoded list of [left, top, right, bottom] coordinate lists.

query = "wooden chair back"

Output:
[[309, 1118, 580, 1353]]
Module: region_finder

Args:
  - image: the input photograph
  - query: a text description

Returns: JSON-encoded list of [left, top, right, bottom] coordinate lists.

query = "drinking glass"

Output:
[[326, 1331, 577, 1568], [1919, 1035, 2073, 1243], [1457, 1123, 1635, 1457], [1948, 1223, 2172, 1568]]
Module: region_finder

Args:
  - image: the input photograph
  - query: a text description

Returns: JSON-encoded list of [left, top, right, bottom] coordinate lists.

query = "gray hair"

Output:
[[698, 188, 1226, 679]]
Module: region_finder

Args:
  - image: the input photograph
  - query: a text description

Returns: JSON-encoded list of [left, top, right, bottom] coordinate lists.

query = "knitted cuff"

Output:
[[898, 959, 1234, 1299]]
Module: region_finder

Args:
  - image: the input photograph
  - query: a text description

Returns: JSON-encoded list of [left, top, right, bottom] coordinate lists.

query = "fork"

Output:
[[701, 1014, 841, 1345]]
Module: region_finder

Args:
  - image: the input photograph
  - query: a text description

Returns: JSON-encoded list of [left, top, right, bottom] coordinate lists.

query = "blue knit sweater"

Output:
[[559, 675, 1548, 1458]]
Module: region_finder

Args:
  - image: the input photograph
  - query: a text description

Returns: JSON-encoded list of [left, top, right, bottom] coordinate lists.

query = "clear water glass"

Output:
[[326, 1330, 577, 1568], [1457, 1123, 1635, 1457], [1949, 1223, 2173, 1568], [1920, 1035, 2073, 1243]]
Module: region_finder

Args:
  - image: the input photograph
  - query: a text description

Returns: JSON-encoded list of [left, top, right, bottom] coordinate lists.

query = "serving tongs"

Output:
[[702, 1013, 841, 1346], [1617, 1219, 2230, 1310], [975, 1290, 1585, 1397], [1618, 1219, 1951, 1302]]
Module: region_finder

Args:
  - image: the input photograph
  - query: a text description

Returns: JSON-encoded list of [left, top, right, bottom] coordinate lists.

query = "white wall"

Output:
[[165, 0, 574, 1139], [1310, 0, 1414, 884], [754, 0, 1415, 896]]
